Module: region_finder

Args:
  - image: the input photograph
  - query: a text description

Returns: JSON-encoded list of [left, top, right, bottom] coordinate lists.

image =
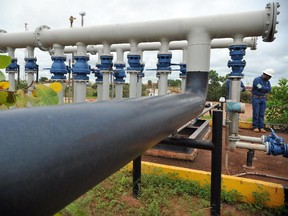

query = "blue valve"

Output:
[[114, 63, 126, 83], [6, 58, 19, 72], [157, 53, 172, 71], [72, 56, 90, 81], [50, 56, 68, 80], [25, 57, 38, 72], [127, 54, 142, 72], [227, 45, 247, 77], [179, 63, 186, 78], [99, 55, 113, 71], [266, 129, 288, 158], [93, 66, 103, 82]]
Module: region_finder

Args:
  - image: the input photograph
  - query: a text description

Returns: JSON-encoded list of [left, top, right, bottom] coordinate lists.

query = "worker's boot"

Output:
[[253, 128, 259, 133]]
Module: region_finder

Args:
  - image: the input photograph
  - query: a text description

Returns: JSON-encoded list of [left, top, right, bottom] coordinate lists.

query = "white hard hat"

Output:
[[263, 68, 275, 77]]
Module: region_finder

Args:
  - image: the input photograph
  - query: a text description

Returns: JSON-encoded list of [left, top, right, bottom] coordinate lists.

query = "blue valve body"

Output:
[[157, 53, 172, 71], [6, 58, 19, 72], [227, 45, 247, 77], [72, 56, 90, 81], [25, 57, 38, 72], [265, 129, 288, 157], [114, 63, 126, 83], [127, 55, 142, 72], [50, 56, 68, 80]]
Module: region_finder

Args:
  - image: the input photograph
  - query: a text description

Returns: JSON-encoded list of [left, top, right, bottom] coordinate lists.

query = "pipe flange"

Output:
[[262, 2, 280, 42], [34, 25, 51, 51]]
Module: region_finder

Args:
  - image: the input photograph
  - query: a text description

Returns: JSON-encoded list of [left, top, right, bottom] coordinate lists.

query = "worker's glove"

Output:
[[257, 84, 262, 89]]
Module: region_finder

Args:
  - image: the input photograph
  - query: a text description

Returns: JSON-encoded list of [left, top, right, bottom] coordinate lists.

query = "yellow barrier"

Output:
[[126, 161, 284, 207]]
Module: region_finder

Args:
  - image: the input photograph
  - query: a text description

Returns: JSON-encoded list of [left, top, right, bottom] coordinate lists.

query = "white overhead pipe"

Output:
[[0, 3, 277, 50]]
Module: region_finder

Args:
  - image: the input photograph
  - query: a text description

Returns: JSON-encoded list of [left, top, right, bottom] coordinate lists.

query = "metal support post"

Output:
[[133, 156, 142, 198], [211, 110, 223, 216], [246, 149, 255, 168]]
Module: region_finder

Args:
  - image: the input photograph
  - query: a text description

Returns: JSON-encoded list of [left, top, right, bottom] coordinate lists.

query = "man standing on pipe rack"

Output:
[[251, 69, 274, 133], [69, 16, 76, 28]]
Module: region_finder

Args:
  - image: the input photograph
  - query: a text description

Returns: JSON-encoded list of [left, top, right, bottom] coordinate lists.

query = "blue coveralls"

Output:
[[251, 76, 271, 129]]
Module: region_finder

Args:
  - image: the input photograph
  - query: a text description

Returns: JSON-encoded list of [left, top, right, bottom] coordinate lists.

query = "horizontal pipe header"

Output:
[[0, 2, 279, 50]]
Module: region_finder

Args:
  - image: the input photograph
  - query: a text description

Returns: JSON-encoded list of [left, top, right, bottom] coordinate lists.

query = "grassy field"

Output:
[[58, 170, 287, 216]]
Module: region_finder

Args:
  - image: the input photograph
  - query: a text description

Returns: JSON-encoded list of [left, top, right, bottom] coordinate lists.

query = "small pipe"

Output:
[[236, 141, 267, 152], [239, 135, 264, 144], [197, 102, 220, 118]]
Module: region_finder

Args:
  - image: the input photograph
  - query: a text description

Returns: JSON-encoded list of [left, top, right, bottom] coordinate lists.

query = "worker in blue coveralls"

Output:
[[225, 79, 246, 99], [251, 69, 274, 133]]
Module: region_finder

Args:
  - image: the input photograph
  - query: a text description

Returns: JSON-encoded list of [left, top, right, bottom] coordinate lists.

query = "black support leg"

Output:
[[211, 110, 223, 216], [133, 156, 141, 198]]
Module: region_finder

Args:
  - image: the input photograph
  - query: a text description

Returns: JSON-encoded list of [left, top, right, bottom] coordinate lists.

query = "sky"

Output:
[[0, 0, 287, 86]]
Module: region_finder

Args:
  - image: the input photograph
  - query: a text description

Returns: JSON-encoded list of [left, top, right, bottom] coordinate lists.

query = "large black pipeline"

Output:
[[0, 72, 208, 215]]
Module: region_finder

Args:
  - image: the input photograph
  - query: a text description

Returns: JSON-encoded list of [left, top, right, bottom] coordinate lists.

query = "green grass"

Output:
[[58, 170, 287, 216]]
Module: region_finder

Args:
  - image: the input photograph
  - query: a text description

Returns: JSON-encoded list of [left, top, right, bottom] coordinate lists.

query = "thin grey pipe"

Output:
[[197, 102, 220, 118], [0, 72, 208, 215]]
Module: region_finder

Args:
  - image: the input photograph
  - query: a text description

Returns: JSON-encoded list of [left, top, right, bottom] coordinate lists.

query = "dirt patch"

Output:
[[119, 194, 144, 209]]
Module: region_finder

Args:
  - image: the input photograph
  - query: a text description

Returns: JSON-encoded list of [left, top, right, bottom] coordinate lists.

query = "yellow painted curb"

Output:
[[239, 121, 253, 129], [125, 161, 284, 207]]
